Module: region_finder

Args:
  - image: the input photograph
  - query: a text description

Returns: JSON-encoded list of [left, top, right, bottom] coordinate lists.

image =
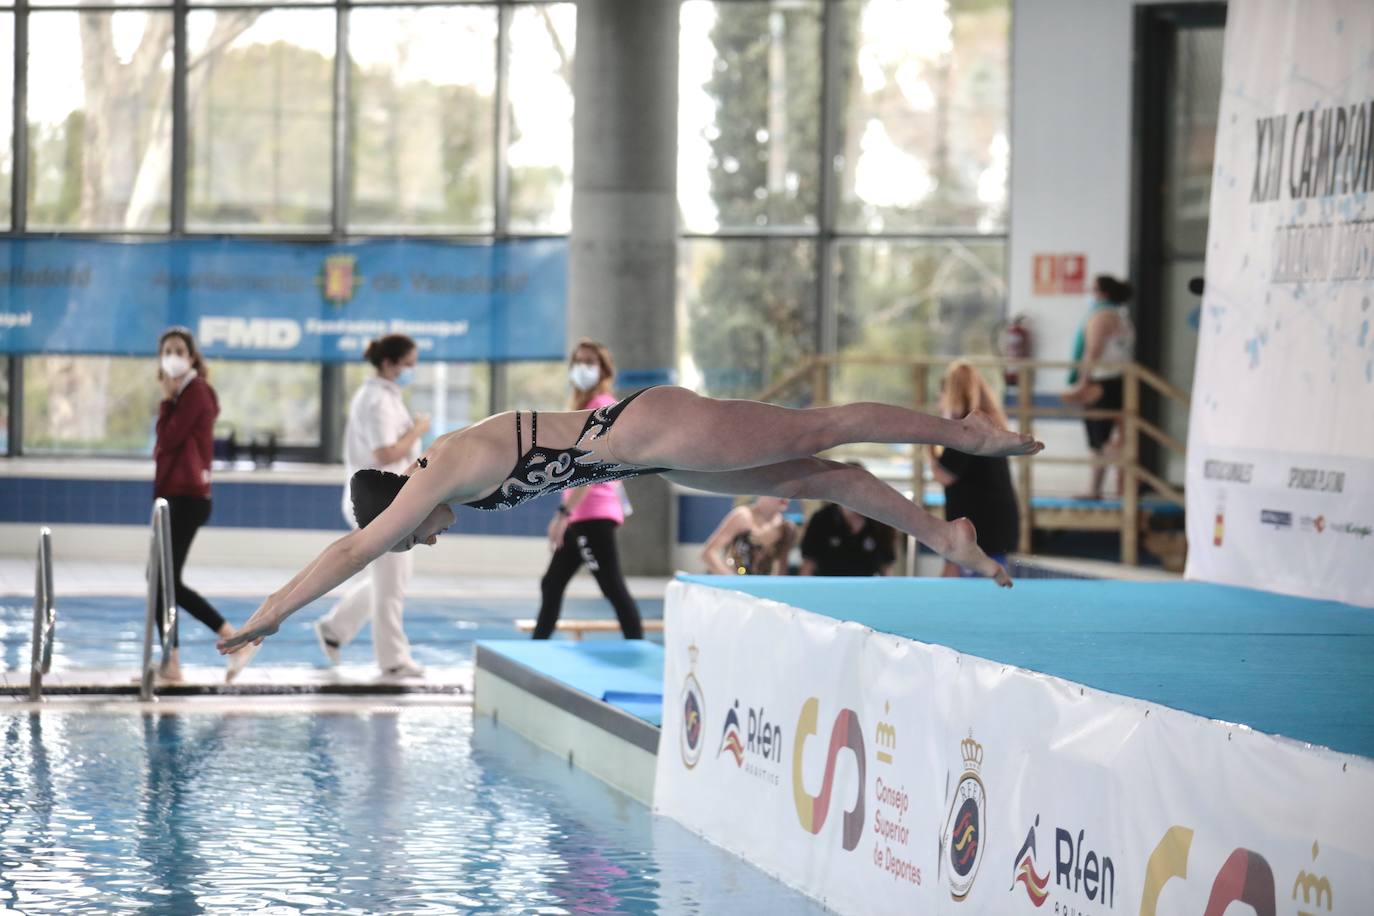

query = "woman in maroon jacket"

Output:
[[153, 327, 233, 681]]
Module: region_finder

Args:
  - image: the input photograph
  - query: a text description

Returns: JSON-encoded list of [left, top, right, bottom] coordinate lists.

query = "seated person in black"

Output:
[[799, 498, 896, 577], [930, 362, 1020, 577], [220, 386, 1045, 659]]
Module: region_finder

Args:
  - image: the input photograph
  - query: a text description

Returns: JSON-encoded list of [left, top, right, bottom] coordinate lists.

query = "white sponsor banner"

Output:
[[1185, 0, 1374, 606], [655, 580, 1374, 915]]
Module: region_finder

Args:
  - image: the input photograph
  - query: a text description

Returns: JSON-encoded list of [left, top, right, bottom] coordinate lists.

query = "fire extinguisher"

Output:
[[997, 314, 1032, 386]]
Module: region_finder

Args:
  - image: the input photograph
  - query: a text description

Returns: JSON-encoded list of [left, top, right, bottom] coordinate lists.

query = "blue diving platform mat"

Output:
[[475, 640, 666, 729], [679, 576, 1374, 760]]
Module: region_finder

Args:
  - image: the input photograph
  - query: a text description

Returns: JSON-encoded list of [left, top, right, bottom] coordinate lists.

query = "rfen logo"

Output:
[[199, 317, 302, 350]]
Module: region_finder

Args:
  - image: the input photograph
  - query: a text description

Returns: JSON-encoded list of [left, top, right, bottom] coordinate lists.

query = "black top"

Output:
[[937, 447, 1019, 555], [800, 504, 895, 577], [461, 388, 667, 512]]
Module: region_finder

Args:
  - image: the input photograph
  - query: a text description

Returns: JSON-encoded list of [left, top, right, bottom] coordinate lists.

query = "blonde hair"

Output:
[[940, 360, 1008, 428], [569, 338, 615, 410]]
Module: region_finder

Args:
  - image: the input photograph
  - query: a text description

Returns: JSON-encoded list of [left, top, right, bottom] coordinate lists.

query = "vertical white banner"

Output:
[[655, 581, 1374, 915], [1185, 0, 1374, 606]]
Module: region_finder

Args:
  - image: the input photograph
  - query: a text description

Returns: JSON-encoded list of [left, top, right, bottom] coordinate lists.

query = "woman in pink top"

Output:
[[534, 340, 644, 639]]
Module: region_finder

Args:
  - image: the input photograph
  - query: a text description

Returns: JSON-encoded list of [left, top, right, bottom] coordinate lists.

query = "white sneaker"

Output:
[[225, 643, 260, 684], [315, 620, 342, 665], [381, 661, 426, 680]]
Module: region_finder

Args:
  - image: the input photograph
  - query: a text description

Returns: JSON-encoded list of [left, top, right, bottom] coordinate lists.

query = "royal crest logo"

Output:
[[318, 254, 363, 305], [679, 644, 705, 770], [942, 732, 987, 902]]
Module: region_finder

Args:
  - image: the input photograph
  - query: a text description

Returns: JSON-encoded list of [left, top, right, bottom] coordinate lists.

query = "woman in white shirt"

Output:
[[316, 334, 430, 678]]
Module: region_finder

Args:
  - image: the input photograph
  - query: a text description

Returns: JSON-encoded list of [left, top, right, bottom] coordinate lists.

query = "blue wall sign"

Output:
[[0, 238, 567, 362]]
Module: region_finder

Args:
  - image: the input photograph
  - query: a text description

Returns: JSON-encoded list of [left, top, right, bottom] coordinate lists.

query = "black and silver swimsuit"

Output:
[[460, 388, 668, 512]]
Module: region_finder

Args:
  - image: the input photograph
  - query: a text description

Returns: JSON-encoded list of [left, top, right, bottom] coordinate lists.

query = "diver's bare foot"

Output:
[[157, 665, 184, 683], [961, 409, 1044, 458], [941, 517, 1012, 587]]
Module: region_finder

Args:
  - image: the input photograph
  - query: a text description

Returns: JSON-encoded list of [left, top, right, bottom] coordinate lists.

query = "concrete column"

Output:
[[571, 0, 679, 575]]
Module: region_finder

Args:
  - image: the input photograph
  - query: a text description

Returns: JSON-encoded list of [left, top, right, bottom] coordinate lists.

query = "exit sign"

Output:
[[1033, 253, 1087, 295]]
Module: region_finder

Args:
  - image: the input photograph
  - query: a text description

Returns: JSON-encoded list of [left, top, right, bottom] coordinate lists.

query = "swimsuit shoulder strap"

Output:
[[531, 410, 538, 448], [515, 411, 523, 463]]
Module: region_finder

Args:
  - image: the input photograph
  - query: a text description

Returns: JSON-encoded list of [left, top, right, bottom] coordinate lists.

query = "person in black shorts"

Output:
[[219, 386, 1044, 659], [1063, 274, 1135, 499]]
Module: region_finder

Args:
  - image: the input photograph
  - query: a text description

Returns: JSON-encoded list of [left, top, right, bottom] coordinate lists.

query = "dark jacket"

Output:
[[154, 375, 219, 499]]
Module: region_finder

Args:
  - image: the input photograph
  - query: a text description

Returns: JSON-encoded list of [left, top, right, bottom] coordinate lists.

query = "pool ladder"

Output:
[[29, 502, 177, 701], [29, 528, 55, 700], [140, 498, 177, 701]]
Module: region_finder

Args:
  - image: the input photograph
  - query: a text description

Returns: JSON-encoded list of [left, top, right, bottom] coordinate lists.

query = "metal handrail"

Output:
[[753, 354, 1192, 566], [29, 528, 55, 701], [139, 499, 177, 701]]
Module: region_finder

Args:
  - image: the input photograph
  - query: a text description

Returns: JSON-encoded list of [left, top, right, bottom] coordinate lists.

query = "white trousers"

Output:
[[318, 547, 415, 670]]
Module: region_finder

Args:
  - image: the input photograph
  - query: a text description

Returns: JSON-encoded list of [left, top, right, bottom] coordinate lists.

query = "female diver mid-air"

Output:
[[219, 386, 1043, 659]]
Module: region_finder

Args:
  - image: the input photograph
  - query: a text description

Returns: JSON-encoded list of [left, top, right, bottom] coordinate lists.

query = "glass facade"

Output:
[[678, 0, 1009, 403], [1, 0, 1009, 457]]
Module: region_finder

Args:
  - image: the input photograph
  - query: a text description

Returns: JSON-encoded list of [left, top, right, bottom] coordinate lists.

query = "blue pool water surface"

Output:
[[0, 707, 825, 914], [0, 597, 663, 671]]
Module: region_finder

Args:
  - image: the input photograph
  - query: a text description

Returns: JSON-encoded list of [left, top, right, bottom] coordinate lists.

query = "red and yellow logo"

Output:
[[318, 254, 363, 305]]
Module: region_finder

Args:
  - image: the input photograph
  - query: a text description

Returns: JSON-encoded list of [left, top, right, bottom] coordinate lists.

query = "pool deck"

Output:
[[8, 664, 474, 698]]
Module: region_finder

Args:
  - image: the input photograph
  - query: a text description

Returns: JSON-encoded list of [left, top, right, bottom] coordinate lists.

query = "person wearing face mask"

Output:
[[303, 334, 431, 679], [1062, 274, 1136, 499], [533, 340, 645, 640], [152, 327, 235, 681]]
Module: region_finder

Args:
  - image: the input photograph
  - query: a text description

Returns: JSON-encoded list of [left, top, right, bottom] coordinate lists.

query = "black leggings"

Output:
[[535, 519, 643, 640], [154, 496, 226, 648]]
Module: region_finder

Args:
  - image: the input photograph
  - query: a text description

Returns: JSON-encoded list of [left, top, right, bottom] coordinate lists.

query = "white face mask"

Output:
[[569, 362, 602, 391], [395, 367, 415, 387], [161, 354, 191, 379]]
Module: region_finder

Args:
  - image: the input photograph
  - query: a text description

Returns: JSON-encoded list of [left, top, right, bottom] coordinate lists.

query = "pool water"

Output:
[[0, 706, 825, 914], [0, 597, 663, 671]]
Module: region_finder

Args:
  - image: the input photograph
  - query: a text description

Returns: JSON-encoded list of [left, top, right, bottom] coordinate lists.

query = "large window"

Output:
[[678, 238, 817, 399], [834, 0, 1009, 233], [19, 356, 323, 456], [0, 14, 12, 231], [2, 3, 578, 458], [213, 361, 322, 450], [507, 4, 575, 233], [348, 6, 497, 233], [678, 0, 1010, 402], [27, 11, 173, 231], [188, 9, 335, 231], [342, 360, 491, 447], [1, 3, 1012, 458], [832, 238, 1005, 403], [678, 1, 822, 233], [22, 356, 159, 455]]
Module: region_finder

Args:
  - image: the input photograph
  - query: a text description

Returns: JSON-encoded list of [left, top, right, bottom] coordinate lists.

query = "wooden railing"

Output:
[[755, 356, 1190, 565]]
